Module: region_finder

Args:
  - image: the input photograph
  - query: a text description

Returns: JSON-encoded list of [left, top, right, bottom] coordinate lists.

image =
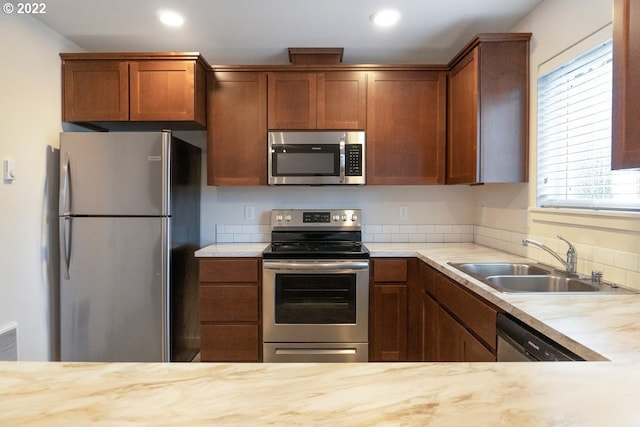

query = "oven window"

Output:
[[275, 274, 356, 324]]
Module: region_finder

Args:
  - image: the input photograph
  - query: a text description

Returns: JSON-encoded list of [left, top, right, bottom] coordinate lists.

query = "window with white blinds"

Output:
[[537, 37, 640, 211]]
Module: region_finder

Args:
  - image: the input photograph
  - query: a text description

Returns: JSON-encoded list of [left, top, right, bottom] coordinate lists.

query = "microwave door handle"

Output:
[[339, 137, 346, 183]]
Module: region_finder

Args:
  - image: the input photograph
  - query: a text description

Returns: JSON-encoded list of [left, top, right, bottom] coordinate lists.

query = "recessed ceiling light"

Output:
[[157, 9, 184, 28], [370, 9, 401, 27]]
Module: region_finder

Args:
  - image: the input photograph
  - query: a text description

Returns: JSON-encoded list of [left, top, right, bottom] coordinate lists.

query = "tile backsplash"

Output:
[[214, 222, 639, 291], [215, 223, 475, 244]]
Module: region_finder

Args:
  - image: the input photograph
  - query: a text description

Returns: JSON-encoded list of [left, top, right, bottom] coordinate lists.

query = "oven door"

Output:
[[262, 260, 369, 344]]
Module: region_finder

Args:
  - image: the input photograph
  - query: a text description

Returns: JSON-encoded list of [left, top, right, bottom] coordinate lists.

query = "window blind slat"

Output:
[[537, 38, 640, 210]]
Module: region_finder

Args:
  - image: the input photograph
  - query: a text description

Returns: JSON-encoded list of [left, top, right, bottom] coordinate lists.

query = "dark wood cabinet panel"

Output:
[[268, 72, 317, 129], [200, 325, 260, 362], [130, 60, 205, 123], [420, 291, 439, 362], [434, 273, 497, 351], [199, 285, 259, 322], [62, 60, 129, 122], [369, 258, 414, 361], [447, 34, 531, 184], [199, 258, 260, 282], [370, 284, 408, 361], [366, 71, 446, 184], [373, 258, 408, 282], [61, 53, 207, 128], [409, 260, 498, 362], [198, 258, 261, 362], [317, 72, 367, 129], [207, 71, 267, 185], [437, 308, 495, 362], [612, 0, 640, 169], [267, 71, 366, 130], [447, 52, 478, 184]]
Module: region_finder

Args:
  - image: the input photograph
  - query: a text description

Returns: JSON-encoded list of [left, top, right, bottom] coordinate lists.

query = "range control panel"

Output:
[[271, 209, 361, 230]]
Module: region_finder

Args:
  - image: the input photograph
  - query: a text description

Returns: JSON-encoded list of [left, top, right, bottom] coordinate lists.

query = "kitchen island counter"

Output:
[[3, 243, 638, 426], [2, 359, 639, 427]]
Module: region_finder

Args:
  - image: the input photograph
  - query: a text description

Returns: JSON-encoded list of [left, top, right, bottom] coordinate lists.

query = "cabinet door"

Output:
[[129, 60, 198, 121], [612, 0, 640, 169], [420, 291, 439, 361], [370, 284, 408, 361], [436, 308, 463, 361], [62, 60, 129, 122], [447, 50, 479, 184], [207, 72, 267, 185], [366, 71, 446, 184], [317, 72, 367, 129], [268, 72, 317, 129], [200, 324, 260, 362]]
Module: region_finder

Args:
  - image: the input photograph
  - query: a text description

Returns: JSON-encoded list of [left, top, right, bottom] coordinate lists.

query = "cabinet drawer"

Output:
[[373, 259, 408, 282], [200, 324, 260, 362], [434, 273, 497, 349], [199, 258, 260, 283], [199, 285, 259, 322]]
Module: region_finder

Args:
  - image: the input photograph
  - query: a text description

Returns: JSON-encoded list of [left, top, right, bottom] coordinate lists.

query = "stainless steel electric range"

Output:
[[262, 209, 369, 362]]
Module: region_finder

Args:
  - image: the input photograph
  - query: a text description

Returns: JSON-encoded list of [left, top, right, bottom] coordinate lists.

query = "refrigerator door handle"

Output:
[[61, 216, 72, 280], [60, 152, 71, 215]]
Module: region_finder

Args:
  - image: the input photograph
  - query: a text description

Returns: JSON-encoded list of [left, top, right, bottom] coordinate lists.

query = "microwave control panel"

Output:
[[345, 144, 363, 176]]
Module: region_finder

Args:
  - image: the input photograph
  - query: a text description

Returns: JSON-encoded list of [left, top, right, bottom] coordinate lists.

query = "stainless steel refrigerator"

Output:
[[58, 131, 201, 362]]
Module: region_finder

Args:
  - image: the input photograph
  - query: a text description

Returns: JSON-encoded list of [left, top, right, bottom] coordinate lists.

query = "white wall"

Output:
[[0, 14, 81, 360], [474, 0, 640, 289]]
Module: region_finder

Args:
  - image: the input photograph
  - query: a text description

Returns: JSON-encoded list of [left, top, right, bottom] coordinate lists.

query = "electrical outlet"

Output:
[[399, 205, 409, 220], [244, 205, 255, 220]]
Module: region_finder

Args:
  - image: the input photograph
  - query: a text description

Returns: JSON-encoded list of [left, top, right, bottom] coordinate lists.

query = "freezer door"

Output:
[[59, 132, 170, 216], [59, 216, 169, 362]]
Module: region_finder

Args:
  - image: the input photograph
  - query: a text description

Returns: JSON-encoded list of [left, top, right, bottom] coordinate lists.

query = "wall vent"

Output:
[[0, 322, 18, 361]]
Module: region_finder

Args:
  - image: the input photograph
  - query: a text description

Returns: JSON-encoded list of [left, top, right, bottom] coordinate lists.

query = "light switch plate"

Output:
[[3, 159, 16, 182]]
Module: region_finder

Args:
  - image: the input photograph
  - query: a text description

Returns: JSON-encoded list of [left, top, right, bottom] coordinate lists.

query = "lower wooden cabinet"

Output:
[[369, 258, 416, 361], [409, 260, 498, 362], [198, 258, 262, 362]]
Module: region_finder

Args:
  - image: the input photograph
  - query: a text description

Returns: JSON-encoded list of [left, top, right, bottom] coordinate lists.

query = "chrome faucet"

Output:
[[522, 235, 577, 274]]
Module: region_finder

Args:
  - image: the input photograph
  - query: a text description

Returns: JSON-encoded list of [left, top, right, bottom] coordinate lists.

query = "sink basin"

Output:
[[448, 262, 637, 294], [450, 262, 552, 277], [486, 275, 600, 293]]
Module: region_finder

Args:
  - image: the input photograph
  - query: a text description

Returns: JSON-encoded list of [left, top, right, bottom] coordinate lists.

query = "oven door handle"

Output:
[[263, 261, 369, 271]]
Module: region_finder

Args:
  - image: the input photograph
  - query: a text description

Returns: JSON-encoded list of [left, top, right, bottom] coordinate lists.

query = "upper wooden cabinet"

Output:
[[207, 71, 267, 185], [61, 53, 207, 129], [267, 71, 366, 129], [612, 0, 640, 169], [366, 71, 446, 185], [446, 34, 531, 184]]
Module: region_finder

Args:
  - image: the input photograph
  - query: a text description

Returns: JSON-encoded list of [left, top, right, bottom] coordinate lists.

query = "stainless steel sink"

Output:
[[450, 262, 551, 277], [486, 275, 599, 293], [448, 262, 636, 294]]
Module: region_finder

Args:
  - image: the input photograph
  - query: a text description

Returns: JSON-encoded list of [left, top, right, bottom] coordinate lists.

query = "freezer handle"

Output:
[[60, 152, 71, 215], [61, 217, 72, 280]]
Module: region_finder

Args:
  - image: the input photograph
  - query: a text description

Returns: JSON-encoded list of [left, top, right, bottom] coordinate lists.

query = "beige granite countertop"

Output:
[[2, 242, 640, 426]]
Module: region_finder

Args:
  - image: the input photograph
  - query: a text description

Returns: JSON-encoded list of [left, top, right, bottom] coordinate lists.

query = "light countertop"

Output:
[[3, 243, 640, 426]]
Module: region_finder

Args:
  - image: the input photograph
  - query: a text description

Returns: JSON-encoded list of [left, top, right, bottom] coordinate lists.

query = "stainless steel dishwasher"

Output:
[[496, 313, 584, 361]]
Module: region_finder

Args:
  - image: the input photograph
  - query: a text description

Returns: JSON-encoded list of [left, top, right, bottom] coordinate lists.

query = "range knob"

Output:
[[351, 214, 358, 222], [341, 214, 348, 221], [275, 214, 284, 222], [284, 214, 292, 222], [332, 214, 341, 222]]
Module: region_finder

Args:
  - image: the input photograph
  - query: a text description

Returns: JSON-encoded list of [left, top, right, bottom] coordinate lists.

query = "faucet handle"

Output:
[[557, 235, 576, 254]]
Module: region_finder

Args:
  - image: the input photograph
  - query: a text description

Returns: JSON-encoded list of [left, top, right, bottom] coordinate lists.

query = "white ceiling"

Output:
[[34, 0, 542, 65]]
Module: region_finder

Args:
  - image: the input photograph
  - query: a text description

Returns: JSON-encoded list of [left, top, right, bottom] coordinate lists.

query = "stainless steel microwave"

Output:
[[268, 131, 365, 185]]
